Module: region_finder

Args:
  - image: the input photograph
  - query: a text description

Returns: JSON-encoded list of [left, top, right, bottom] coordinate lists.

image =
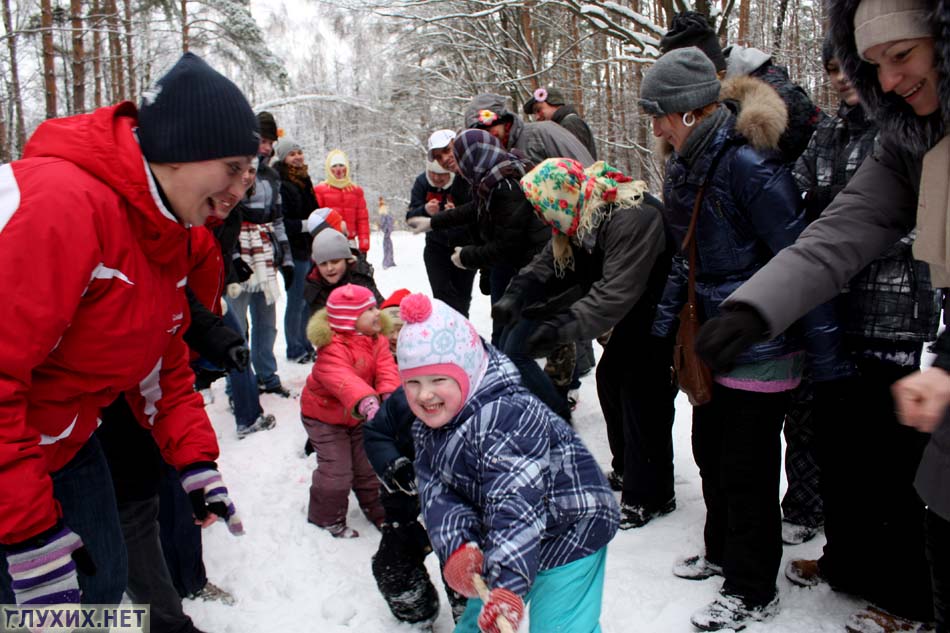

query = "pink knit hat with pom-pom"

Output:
[[397, 293, 488, 407]]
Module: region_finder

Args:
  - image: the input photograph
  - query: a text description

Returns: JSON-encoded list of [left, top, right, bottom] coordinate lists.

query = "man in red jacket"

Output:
[[0, 53, 255, 608]]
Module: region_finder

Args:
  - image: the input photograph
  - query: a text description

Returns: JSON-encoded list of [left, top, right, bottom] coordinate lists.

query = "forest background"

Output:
[[0, 0, 832, 218]]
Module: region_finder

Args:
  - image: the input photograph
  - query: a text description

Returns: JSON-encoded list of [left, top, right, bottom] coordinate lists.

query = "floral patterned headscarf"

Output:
[[521, 159, 648, 276]]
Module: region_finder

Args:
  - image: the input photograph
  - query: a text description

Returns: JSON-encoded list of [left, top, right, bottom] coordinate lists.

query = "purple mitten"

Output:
[[6, 525, 84, 605], [357, 396, 381, 421], [180, 464, 244, 535]]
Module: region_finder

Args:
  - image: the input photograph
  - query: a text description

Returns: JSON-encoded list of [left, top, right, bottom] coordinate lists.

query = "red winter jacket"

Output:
[[0, 103, 219, 544], [314, 182, 370, 253], [301, 312, 399, 426]]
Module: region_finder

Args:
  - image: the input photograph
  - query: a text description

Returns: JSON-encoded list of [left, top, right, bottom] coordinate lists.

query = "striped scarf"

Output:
[[238, 222, 281, 304], [453, 129, 527, 209]]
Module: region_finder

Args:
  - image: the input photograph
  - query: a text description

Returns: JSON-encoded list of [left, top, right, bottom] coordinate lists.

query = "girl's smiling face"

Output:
[[864, 37, 940, 116], [404, 374, 463, 429], [355, 306, 381, 336]]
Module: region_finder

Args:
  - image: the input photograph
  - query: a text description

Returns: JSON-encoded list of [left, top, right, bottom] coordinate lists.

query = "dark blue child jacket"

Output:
[[412, 344, 619, 596]]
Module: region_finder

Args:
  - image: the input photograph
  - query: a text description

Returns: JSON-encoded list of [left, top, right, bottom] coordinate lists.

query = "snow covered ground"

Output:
[[184, 230, 867, 632]]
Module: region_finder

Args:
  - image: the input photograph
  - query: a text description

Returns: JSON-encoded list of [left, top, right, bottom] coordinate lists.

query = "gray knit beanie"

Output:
[[855, 0, 931, 60], [275, 135, 302, 163], [638, 47, 721, 116], [311, 228, 354, 265]]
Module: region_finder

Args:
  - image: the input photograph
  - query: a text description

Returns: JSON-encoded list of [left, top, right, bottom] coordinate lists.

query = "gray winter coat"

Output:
[[723, 0, 950, 516], [463, 94, 594, 167]]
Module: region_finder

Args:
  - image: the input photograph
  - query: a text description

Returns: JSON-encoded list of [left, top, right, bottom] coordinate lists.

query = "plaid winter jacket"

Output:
[[413, 345, 619, 597], [793, 103, 942, 344]]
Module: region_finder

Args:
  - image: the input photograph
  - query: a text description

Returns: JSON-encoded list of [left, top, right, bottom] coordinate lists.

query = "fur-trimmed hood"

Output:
[[656, 75, 787, 159], [306, 307, 393, 348], [829, 0, 950, 156]]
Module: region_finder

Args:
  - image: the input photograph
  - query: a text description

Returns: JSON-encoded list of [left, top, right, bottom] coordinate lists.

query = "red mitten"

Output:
[[478, 588, 524, 633], [443, 542, 484, 598]]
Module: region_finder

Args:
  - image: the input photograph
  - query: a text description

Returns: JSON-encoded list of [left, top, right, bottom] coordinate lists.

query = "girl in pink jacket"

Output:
[[301, 284, 397, 537]]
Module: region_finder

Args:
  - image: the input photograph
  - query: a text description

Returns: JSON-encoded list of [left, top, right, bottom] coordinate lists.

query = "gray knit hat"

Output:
[[311, 228, 354, 265], [638, 47, 721, 116], [854, 0, 931, 60], [275, 135, 302, 163]]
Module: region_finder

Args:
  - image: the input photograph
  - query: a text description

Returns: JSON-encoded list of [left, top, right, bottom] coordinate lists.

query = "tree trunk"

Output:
[[41, 0, 58, 119], [123, 0, 135, 102], [105, 0, 124, 102], [71, 0, 85, 113], [738, 0, 750, 45], [1, 0, 26, 154], [181, 0, 189, 53], [570, 13, 583, 115], [91, 0, 103, 107], [774, 0, 790, 50]]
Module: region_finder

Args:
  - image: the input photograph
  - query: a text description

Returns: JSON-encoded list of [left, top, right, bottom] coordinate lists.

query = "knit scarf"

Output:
[[453, 129, 526, 209], [680, 105, 731, 167], [285, 163, 311, 192], [238, 223, 281, 304], [914, 134, 950, 286]]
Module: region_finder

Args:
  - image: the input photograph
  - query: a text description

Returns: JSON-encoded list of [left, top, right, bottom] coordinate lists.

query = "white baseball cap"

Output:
[[426, 129, 456, 161]]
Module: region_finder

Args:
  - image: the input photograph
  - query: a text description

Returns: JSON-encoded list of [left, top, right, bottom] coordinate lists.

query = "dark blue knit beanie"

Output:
[[138, 53, 260, 163]]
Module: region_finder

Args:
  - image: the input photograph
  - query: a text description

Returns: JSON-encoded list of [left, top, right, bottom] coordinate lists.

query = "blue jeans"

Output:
[[285, 258, 315, 360], [222, 306, 263, 429], [228, 291, 280, 389], [158, 464, 206, 598], [0, 436, 128, 606], [499, 318, 571, 421], [454, 548, 607, 633]]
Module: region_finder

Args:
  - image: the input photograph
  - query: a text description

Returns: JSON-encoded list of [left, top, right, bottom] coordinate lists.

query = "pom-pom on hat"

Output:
[[138, 53, 260, 163], [326, 284, 377, 333], [659, 11, 727, 73], [397, 294, 488, 408]]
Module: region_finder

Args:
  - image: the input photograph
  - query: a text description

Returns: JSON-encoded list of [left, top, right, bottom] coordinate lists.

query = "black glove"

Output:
[[381, 456, 417, 496], [478, 269, 492, 296], [525, 321, 563, 358], [233, 258, 253, 283], [491, 293, 525, 327], [803, 185, 845, 222], [694, 306, 769, 373], [281, 264, 295, 289], [226, 344, 250, 372]]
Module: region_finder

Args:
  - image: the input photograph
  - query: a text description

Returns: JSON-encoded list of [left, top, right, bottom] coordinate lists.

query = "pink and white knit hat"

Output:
[[326, 284, 377, 333], [397, 293, 488, 406]]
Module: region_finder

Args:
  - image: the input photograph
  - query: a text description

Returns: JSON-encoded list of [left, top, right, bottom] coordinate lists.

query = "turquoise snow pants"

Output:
[[453, 547, 607, 633]]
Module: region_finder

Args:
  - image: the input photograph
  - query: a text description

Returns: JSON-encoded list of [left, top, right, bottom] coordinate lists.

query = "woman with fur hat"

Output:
[[405, 132, 476, 316], [314, 149, 371, 255], [493, 158, 675, 530], [699, 1, 950, 630], [300, 284, 394, 537], [639, 46, 851, 631]]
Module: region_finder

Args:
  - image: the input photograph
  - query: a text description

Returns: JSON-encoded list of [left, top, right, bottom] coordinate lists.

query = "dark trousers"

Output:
[[488, 264, 517, 347], [692, 384, 786, 606], [927, 509, 950, 633], [120, 497, 199, 633], [301, 415, 385, 528], [815, 357, 932, 621], [424, 242, 476, 318], [597, 318, 676, 508], [158, 464, 207, 598], [781, 382, 823, 527], [499, 318, 571, 421]]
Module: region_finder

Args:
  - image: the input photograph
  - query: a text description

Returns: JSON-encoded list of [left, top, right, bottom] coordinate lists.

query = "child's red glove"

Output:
[[478, 588, 524, 633], [443, 542, 484, 598]]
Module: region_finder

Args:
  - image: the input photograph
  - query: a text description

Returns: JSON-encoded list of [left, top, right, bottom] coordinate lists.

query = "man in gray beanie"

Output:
[[639, 47, 722, 116], [0, 52, 251, 609]]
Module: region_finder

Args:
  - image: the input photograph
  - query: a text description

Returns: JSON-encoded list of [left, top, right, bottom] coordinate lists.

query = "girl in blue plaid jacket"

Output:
[[395, 293, 619, 633]]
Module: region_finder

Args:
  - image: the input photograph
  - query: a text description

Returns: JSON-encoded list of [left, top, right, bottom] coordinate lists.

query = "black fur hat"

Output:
[[660, 11, 727, 73]]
